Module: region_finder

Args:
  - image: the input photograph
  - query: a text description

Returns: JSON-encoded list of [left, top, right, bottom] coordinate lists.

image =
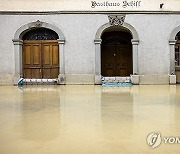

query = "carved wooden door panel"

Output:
[[101, 45, 116, 76], [101, 45, 132, 76], [23, 40, 59, 79], [116, 45, 132, 76], [23, 41, 42, 78], [42, 41, 59, 79]]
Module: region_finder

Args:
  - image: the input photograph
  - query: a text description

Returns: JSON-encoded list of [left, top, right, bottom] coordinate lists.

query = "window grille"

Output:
[[102, 36, 129, 45], [22, 28, 59, 40]]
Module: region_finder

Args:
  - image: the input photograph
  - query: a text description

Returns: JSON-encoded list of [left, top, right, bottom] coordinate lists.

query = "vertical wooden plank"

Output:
[[43, 45, 51, 65], [24, 69, 32, 78], [31, 69, 41, 78], [51, 68, 59, 78], [42, 42, 59, 79], [23, 45, 31, 65], [116, 45, 132, 76], [50, 44, 53, 66], [32, 45, 41, 65], [42, 69, 51, 79], [52, 45, 59, 65], [101, 45, 116, 76]]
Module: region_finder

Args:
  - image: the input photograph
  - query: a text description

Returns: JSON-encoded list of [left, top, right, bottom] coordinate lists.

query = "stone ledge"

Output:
[[95, 75, 102, 85], [58, 74, 66, 85], [131, 75, 140, 85], [66, 74, 94, 85], [169, 75, 176, 85], [139, 74, 169, 85], [0, 74, 14, 85]]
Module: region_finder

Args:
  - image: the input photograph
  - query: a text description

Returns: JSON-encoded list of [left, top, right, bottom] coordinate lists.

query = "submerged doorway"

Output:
[[22, 28, 59, 79], [101, 31, 132, 77]]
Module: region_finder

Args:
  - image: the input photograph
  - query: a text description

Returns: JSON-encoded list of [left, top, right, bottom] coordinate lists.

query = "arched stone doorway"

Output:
[[13, 21, 65, 85], [94, 22, 139, 84], [101, 29, 133, 77]]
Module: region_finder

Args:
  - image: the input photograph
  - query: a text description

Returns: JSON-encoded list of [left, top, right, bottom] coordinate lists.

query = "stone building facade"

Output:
[[0, 0, 180, 85]]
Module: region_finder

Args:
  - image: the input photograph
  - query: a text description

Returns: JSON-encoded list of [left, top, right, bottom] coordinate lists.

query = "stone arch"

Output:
[[169, 25, 180, 41], [13, 20, 66, 85], [95, 22, 139, 40], [94, 22, 139, 84], [14, 20, 65, 40]]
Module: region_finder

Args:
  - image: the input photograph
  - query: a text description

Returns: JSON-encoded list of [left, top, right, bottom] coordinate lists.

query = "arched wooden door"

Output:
[[22, 28, 59, 79], [101, 31, 132, 77]]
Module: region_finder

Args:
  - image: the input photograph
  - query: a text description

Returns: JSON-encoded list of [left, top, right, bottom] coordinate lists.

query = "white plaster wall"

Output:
[[0, 14, 180, 84], [127, 14, 178, 75], [0, 0, 180, 12]]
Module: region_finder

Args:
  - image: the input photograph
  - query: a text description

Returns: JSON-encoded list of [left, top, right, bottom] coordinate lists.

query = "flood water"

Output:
[[0, 85, 180, 154]]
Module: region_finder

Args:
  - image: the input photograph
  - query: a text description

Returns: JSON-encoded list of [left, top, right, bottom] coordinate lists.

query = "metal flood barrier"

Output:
[[101, 76, 132, 87]]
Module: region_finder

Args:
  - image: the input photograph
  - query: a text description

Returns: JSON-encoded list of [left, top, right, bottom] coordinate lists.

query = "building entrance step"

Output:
[[101, 76, 131, 83]]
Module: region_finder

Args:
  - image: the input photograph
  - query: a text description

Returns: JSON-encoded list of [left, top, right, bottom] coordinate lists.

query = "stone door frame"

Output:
[[13, 21, 66, 85], [94, 22, 139, 84]]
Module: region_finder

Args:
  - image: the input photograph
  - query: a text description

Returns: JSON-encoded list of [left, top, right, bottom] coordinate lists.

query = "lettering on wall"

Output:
[[91, 1, 141, 8]]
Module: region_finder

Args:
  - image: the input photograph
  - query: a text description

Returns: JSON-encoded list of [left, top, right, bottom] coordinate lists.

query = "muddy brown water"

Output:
[[0, 85, 180, 154]]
